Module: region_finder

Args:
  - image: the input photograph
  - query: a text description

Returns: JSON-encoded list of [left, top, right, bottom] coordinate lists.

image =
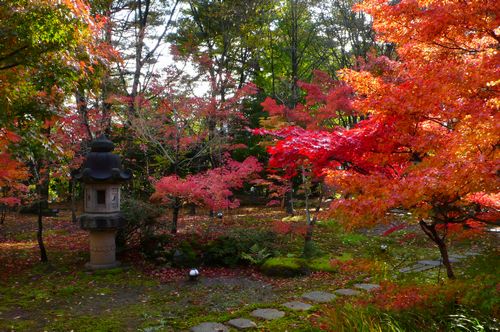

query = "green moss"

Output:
[[45, 315, 126, 332], [261, 257, 309, 277], [336, 252, 353, 262], [0, 319, 38, 331], [339, 233, 369, 246], [308, 257, 337, 273]]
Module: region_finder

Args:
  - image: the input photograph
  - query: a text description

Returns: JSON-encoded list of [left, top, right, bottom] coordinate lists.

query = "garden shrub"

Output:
[[203, 228, 277, 267], [204, 236, 242, 266], [260, 257, 309, 277], [118, 198, 164, 249], [140, 233, 172, 260], [171, 240, 200, 267], [241, 244, 272, 265]]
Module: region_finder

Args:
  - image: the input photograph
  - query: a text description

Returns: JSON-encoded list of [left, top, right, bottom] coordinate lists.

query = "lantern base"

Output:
[[85, 261, 121, 271], [87, 230, 119, 270]]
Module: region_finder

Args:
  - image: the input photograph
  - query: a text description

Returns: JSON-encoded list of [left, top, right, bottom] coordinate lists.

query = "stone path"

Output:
[[227, 318, 257, 329], [398, 251, 477, 274], [282, 301, 312, 311], [250, 308, 285, 320], [190, 249, 484, 330], [190, 250, 481, 330], [334, 288, 360, 296], [191, 322, 229, 332], [302, 290, 336, 303], [354, 283, 381, 291], [190, 283, 380, 331]]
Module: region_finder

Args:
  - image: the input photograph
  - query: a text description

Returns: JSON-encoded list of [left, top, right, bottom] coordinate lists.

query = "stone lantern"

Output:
[[74, 135, 131, 270]]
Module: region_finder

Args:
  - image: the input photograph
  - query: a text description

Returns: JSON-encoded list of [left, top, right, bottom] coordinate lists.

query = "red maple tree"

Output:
[[262, 0, 499, 278]]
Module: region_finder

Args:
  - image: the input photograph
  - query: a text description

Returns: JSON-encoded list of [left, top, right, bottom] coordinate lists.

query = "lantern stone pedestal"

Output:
[[87, 230, 118, 269], [74, 135, 131, 270], [81, 215, 123, 270]]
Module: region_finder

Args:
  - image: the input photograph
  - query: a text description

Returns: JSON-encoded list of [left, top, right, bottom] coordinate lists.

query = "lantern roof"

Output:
[[74, 135, 132, 183]]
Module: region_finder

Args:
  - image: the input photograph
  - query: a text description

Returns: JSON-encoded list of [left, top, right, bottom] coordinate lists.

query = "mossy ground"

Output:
[[0, 207, 498, 331]]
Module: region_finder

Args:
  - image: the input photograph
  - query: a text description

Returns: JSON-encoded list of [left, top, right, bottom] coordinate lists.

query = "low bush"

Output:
[[118, 198, 164, 249], [140, 233, 172, 261], [203, 228, 277, 267], [170, 240, 200, 267]]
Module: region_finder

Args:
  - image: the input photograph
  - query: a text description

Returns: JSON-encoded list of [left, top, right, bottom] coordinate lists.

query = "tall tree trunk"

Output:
[[171, 198, 180, 234], [304, 185, 324, 256], [284, 190, 295, 215], [188, 204, 196, 216], [37, 189, 48, 263], [70, 178, 77, 223], [419, 220, 455, 279], [75, 87, 93, 139], [289, 0, 299, 111]]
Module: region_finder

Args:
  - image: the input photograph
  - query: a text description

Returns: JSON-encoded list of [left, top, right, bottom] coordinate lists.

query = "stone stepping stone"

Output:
[[302, 291, 336, 303], [448, 254, 466, 260], [227, 318, 257, 329], [464, 251, 480, 256], [412, 265, 437, 272], [399, 266, 417, 273], [250, 308, 285, 320], [282, 301, 313, 311], [353, 283, 380, 291], [399, 264, 433, 273], [334, 288, 360, 296], [191, 322, 229, 332], [418, 260, 442, 266]]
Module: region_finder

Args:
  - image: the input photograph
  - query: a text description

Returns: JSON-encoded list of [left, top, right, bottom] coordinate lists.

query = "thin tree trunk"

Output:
[[419, 220, 455, 279], [37, 197, 48, 263], [70, 178, 77, 223], [304, 185, 324, 254], [75, 88, 93, 139], [188, 204, 196, 216], [171, 198, 180, 234], [289, 0, 299, 111], [284, 190, 295, 215], [302, 168, 312, 257]]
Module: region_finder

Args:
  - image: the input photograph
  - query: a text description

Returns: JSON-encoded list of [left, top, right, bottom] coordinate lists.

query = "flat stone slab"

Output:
[[191, 322, 229, 332], [418, 260, 442, 266], [250, 308, 285, 320], [399, 266, 417, 273], [448, 254, 466, 259], [227, 318, 257, 329], [353, 283, 381, 291], [334, 288, 360, 296], [412, 265, 437, 272], [282, 301, 313, 311], [302, 291, 336, 303]]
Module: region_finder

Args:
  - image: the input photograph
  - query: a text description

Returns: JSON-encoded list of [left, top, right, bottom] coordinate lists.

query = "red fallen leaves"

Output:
[[0, 213, 88, 279], [330, 258, 379, 275], [272, 220, 307, 236], [355, 283, 435, 311]]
